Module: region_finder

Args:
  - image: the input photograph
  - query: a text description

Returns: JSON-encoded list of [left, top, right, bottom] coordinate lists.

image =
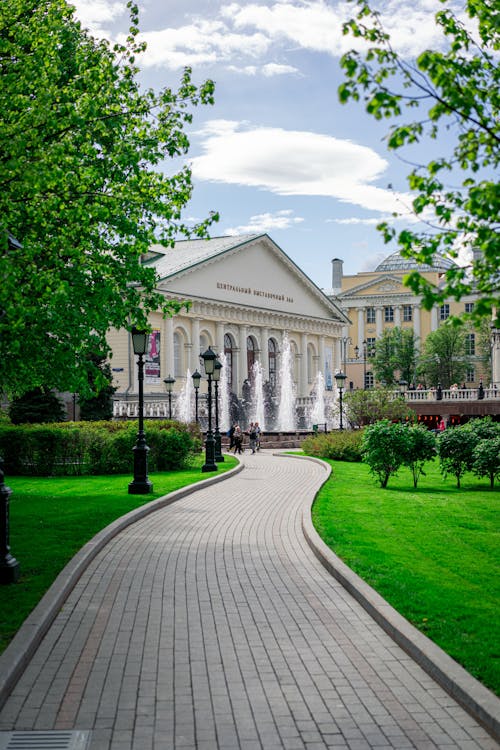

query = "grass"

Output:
[[0, 454, 238, 652], [311, 458, 500, 696]]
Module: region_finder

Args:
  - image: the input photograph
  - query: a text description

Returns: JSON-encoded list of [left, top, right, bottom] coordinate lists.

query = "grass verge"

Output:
[[1, 454, 238, 652], [311, 458, 499, 696]]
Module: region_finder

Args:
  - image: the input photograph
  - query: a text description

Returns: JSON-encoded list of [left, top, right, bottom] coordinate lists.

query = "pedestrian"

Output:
[[233, 425, 243, 454], [228, 423, 235, 450], [254, 421, 261, 451], [248, 422, 257, 453]]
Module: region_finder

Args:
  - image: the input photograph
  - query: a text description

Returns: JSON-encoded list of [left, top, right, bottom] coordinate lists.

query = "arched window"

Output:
[[268, 338, 278, 387], [199, 333, 209, 355], [247, 336, 256, 380], [224, 334, 234, 391]]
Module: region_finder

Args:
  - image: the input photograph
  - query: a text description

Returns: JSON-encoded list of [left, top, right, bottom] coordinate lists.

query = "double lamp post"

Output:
[[128, 330, 224, 492]]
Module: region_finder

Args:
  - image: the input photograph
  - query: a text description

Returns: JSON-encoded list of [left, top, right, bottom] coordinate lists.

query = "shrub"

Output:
[[400, 424, 437, 488], [437, 425, 477, 488], [362, 420, 411, 488], [302, 430, 363, 462], [472, 437, 500, 489]]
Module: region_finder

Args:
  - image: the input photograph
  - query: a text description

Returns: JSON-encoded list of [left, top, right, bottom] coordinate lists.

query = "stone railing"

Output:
[[405, 387, 498, 402]]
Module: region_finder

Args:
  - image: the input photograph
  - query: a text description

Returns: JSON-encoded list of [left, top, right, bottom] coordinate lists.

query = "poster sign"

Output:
[[145, 330, 161, 383], [325, 346, 333, 390]]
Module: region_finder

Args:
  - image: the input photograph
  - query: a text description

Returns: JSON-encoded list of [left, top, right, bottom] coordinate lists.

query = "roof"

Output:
[[375, 251, 458, 273], [143, 235, 261, 279]]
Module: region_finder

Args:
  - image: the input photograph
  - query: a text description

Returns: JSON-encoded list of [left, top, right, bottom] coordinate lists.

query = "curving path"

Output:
[[0, 452, 497, 749]]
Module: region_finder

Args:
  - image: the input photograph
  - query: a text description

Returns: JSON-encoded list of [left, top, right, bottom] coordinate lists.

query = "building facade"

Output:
[[108, 234, 349, 420]]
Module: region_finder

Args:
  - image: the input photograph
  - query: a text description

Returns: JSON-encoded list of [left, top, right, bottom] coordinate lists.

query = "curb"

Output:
[[0, 459, 244, 710], [281, 452, 500, 743]]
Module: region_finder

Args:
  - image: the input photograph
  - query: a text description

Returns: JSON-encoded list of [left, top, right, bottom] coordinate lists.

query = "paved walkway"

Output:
[[0, 452, 498, 750]]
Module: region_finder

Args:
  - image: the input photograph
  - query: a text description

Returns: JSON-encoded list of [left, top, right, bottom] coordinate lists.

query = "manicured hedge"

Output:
[[302, 429, 363, 462], [0, 420, 202, 476]]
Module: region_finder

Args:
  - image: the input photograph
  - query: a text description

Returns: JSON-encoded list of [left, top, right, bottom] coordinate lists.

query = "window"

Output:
[[366, 307, 375, 324], [403, 305, 413, 322], [173, 331, 184, 377], [366, 337, 376, 358], [440, 304, 450, 321], [466, 367, 475, 383], [384, 306, 394, 322], [465, 333, 475, 356], [365, 372, 374, 389], [224, 334, 234, 390], [465, 302, 474, 314], [268, 338, 277, 388], [247, 336, 256, 379]]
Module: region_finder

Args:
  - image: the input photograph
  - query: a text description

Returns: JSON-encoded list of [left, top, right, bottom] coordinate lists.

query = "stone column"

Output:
[[413, 305, 421, 347], [165, 316, 174, 377], [216, 322, 225, 358], [357, 308, 365, 349], [300, 332, 308, 397], [319, 336, 326, 380], [394, 305, 401, 327], [191, 318, 200, 372], [376, 307, 383, 337], [260, 327, 269, 379], [238, 325, 248, 396], [430, 306, 438, 331]]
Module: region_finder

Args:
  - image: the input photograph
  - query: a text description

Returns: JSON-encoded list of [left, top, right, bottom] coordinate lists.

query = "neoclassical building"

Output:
[[109, 234, 349, 413]]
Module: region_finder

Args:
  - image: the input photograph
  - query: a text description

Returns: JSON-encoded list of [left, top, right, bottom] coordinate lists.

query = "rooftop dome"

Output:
[[375, 250, 457, 273]]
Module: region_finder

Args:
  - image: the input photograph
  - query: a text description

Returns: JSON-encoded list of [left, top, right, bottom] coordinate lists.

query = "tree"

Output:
[[437, 425, 477, 488], [418, 324, 470, 388], [472, 437, 500, 489], [400, 424, 436, 488], [362, 419, 410, 487], [373, 327, 418, 385], [9, 388, 66, 424], [78, 354, 117, 421], [339, 1, 500, 327], [0, 0, 218, 398], [343, 386, 413, 427]]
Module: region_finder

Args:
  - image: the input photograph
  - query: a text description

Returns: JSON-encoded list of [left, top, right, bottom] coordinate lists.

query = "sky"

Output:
[[70, 0, 468, 292]]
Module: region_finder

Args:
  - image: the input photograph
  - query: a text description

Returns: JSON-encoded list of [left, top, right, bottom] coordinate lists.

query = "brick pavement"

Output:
[[0, 452, 498, 749]]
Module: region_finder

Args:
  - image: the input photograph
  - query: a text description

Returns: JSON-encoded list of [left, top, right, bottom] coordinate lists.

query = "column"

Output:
[[191, 318, 200, 372], [413, 305, 421, 348], [394, 305, 401, 327], [300, 332, 308, 397], [260, 327, 269, 378], [216, 322, 225, 357], [376, 307, 383, 337], [319, 336, 326, 379], [357, 308, 365, 349], [165, 317, 174, 377], [238, 325, 248, 396], [430, 306, 438, 331]]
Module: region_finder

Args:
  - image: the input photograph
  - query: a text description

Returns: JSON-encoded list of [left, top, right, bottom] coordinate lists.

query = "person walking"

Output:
[[254, 421, 261, 451], [248, 422, 257, 454], [233, 424, 243, 454]]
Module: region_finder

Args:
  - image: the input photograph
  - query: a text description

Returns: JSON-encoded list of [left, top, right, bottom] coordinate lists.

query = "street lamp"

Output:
[[200, 346, 218, 473], [335, 371, 347, 431], [0, 458, 20, 584], [163, 374, 176, 419], [128, 327, 153, 495], [192, 369, 201, 422], [213, 359, 224, 462]]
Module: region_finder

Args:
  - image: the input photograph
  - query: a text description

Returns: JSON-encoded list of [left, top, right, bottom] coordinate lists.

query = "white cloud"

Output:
[[262, 63, 299, 77], [225, 210, 304, 235], [191, 120, 413, 215], [70, 0, 124, 37]]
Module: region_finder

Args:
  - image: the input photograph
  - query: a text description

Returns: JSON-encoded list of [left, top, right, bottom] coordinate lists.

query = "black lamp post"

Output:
[[335, 371, 347, 431], [478, 380, 485, 400], [200, 347, 218, 473], [192, 370, 201, 422], [213, 359, 224, 462], [128, 327, 153, 495], [0, 457, 20, 584], [163, 374, 176, 418], [436, 382, 443, 401]]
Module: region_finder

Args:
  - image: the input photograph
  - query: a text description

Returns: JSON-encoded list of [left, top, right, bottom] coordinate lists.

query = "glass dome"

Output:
[[375, 251, 457, 273]]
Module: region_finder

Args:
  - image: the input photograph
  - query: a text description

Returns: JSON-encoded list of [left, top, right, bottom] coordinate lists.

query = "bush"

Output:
[[362, 420, 410, 488], [302, 430, 363, 462], [437, 425, 477, 488], [0, 419, 201, 476]]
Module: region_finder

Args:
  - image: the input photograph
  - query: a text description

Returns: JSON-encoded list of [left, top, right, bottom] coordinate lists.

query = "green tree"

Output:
[[344, 387, 413, 427], [400, 424, 436, 488], [418, 324, 469, 388], [373, 327, 418, 386], [78, 354, 117, 421], [437, 425, 477, 488], [472, 437, 500, 489], [339, 1, 500, 326], [0, 0, 217, 398], [9, 388, 66, 424], [362, 419, 410, 487]]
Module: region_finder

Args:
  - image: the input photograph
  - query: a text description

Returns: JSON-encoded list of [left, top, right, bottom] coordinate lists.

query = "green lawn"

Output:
[[311, 459, 500, 696], [0, 455, 238, 652]]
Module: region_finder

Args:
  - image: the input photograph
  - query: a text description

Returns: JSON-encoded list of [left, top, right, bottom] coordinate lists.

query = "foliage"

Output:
[[78, 354, 117, 421], [343, 387, 414, 427], [339, 0, 500, 326], [302, 429, 363, 462], [472, 437, 500, 489], [0, 0, 218, 398], [8, 388, 66, 424], [361, 419, 410, 487], [0, 419, 202, 475], [437, 425, 478, 488], [417, 324, 470, 388], [373, 327, 419, 385], [399, 424, 437, 488]]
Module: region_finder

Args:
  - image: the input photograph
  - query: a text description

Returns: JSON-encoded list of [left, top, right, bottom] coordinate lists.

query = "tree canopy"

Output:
[[339, 0, 499, 326], [0, 0, 217, 397]]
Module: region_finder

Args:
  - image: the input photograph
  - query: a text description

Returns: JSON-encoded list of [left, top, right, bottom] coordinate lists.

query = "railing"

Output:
[[405, 387, 498, 402]]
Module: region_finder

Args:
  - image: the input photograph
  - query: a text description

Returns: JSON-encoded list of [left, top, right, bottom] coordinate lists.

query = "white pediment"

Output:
[[339, 274, 406, 299], [156, 236, 347, 322]]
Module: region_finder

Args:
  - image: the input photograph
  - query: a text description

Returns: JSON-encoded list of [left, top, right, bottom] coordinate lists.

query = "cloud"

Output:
[[226, 63, 299, 76], [191, 120, 413, 215], [225, 210, 304, 235], [70, 0, 124, 37]]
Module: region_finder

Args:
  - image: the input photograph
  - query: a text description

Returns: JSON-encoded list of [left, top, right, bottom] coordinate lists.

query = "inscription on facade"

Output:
[[217, 281, 294, 304]]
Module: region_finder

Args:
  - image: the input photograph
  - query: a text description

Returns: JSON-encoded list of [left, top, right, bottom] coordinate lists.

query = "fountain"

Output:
[[219, 352, 231, 433], [176, 368, 194, 422], [250, 361, 266, 429], [277, 335, 296, 431], [310, 371, 326, 427]]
